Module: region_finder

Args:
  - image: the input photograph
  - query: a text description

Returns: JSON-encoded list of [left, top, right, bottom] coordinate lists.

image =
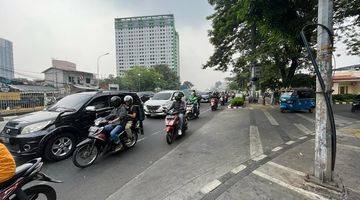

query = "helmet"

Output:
[[124, 95, 133, 106], [110, 96, 121, 107], [174, 93, 182, 101]]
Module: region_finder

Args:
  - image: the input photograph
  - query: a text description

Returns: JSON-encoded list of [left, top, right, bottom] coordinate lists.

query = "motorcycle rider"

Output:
[[0, 140, 16, 183], [123, 95, 139, 137], [188, 90, 200, 116], [168, 93, 186, 135], [104, 96, 127, 145]]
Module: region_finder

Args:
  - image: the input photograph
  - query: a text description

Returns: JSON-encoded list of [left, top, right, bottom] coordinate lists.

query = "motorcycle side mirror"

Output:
[[85, 106, 96, 112]]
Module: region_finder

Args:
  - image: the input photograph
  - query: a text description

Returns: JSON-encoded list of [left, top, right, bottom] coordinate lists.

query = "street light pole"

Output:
[[314, 0, 334, 182], [138, 73, 141, 92], [96, 52, 109, 88]]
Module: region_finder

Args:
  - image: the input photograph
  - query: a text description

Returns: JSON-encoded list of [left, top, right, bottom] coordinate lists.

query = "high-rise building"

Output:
[[0, 38, 14, 80], [115, 14, 180, 77]]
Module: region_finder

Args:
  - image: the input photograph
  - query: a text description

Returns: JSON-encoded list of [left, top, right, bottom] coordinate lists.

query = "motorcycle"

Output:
[[72, 117, 139, 168], [210, 98, 218, 111], [164, 110, 188, 145], [0, 158, 60, 200], [186, 102, 199, 120]]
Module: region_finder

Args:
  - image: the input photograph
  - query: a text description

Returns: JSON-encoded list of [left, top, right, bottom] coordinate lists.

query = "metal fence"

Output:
[[0, 92, 59, 111]]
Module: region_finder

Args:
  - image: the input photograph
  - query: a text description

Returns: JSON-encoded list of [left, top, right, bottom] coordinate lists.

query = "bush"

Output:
[[333, 94, 357, 102], [230, 97, 245, 107]]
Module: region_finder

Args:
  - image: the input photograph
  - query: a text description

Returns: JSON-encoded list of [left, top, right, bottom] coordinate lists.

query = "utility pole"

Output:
[[314, 0, 334, 182], [96, 52, 109, 89]]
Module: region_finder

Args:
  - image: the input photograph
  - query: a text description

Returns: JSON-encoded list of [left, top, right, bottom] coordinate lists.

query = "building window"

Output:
[[339, 85, 348, 94], [86, 78, 91, 84]]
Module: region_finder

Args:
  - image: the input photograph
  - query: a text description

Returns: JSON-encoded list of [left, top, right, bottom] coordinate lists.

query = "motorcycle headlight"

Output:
[[21, 120, 52, 135]]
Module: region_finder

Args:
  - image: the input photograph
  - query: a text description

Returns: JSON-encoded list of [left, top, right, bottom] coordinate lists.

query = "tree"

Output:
[[205, 0, 360, 90], [205, 0, 317, 89], [153, 65, 180, 90], [181, 81, 194, 89], [122, 66, 165, 92], [334, 0, 360, 55]]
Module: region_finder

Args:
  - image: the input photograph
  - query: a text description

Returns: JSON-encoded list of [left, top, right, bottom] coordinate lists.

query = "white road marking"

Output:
[[151, 131, 161, 135], [285, 141, 295, 145], [296, 113, 315, 123], [338, 143, 360, 151], [299, 136, 307, 140], [294, 123, 314, 135], [200, 179, 222, 194], [137, 137, 147, 142], [271, 146, 283, 152], [310, 139, 360, 151], [252, 154, 267, 161], [262, 110, 279, 126], [267, 161, 306, 177], [337, 133, 356, 138], [252, 170, 328, 200], [231, 164, 247, 174], [249, 125, 263, 156]]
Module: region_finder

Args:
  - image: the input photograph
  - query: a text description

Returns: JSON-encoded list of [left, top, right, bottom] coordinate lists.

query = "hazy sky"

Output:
[[0, 0, 359, 90]]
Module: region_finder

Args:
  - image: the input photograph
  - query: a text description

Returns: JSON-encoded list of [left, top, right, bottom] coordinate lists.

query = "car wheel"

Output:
[[44, 132, 76, 161]]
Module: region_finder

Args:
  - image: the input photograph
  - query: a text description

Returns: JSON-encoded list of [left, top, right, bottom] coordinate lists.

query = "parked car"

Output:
[[0, 91, 144, 161], [137, 91, 155, 103], [144, 90, 184, 117], [199, 92, 211, 103]]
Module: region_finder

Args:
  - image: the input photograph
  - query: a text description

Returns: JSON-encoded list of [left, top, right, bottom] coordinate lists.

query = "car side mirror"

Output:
[[85, 106, 96, 112]]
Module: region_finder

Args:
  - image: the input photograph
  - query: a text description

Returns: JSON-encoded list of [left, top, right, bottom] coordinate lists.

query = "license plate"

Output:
[[0, 136, 9, 143]]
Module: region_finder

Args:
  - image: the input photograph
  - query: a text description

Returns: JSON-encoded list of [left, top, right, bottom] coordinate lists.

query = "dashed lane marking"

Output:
[[285, 140, 295, 145], [299, 136, 307, 140], [252, 170, 328, 200], [262, 110, 279, 126], [230, 164, 247, 174], [200, 179, 222, 194], [271, 146, 283, 152], [252, 154, 267, 161]]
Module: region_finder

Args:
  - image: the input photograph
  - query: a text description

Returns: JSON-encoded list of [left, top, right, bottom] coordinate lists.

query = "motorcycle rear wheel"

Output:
[[14, 185, 56, 200], [72, 144, 99, 168]]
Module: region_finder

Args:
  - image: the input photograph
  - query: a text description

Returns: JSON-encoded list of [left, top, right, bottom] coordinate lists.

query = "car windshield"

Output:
[[152, 93, 172, 100], [48, 93, 95, 111], [281, 92, 293, 98]]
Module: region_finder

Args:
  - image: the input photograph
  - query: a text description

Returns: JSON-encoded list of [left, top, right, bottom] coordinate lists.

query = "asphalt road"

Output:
[[10, 103, 359, 200], [18, 103, 216, 200]]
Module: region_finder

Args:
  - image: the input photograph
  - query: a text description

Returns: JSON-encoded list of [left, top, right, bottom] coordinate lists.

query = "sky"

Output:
[[0, 0, 359, 90]]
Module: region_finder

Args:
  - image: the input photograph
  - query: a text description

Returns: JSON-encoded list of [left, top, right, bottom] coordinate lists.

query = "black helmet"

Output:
[[124, 95, 133, 106], [110, 96, 121, 107], [174, 93, 182, 101]]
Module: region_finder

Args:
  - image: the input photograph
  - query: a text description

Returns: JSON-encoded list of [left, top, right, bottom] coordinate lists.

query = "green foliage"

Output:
[[289, 74, 316, 88], [230, 97, 245, 107], [153, 65, 180, 90], [334, 0, 360, 55], [206, 0, 360, 92], [333, 94, 357, 102], [122, 66, 165, 92]]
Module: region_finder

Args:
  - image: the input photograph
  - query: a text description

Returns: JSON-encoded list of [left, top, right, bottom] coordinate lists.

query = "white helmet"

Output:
[[124, 95, 133, 105]]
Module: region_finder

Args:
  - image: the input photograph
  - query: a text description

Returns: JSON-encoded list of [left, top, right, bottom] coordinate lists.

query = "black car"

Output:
[[0, 91, 144, 161], [351, 95, 360, 112]]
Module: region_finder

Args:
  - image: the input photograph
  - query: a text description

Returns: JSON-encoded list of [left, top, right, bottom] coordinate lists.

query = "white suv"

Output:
[[144, 90, 184, 117]]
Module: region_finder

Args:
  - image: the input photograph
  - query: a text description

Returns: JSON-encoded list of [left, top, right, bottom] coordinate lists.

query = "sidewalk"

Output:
[[106, 107, 360, 200]]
